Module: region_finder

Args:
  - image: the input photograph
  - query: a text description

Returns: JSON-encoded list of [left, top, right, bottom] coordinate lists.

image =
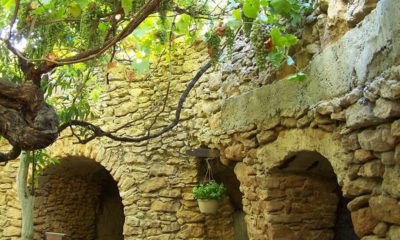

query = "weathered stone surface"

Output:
[[149, 165, 176, 176], [382, 165, 400, 197], [224, 144, 245, 161], [342, 133, 361, 151], [342, 178, 379, 197], [176, 210, 205, 223], [2, 226, 20, 236], [150, 200, 180, 213], [138, 177, 168, 193], [351, 207, 379, 237], [358, 124, 396, 152], [267, 224, 296, 240], [392, 120, 400, 136], [369, 196, 400, 224], [353, 149, 374, 163], [281, 117, 297, 128], [387, 225, 400, 240], [339, 87, 362, 107], [346, 102, 383, 129], [234, 163, 256, 186], [257, 130, 278, 145], [373, 98, 400, 119], [316, 101, 341, 115], [346, 0, 377, 26], [177, 224, 204, 238], [347, 195, 370, 211], [372, 222, 388, 237], [380, 79, 400, 100], [380, 151, 395, 165], [358, 160, 384, 177]]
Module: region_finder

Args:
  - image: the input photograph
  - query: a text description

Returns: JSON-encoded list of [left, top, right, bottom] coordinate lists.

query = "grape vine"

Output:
[[250, 21, 269, 70], [206, 31, 221, 65], [80, 3, 101, 49], [224, 26, 235, 56]]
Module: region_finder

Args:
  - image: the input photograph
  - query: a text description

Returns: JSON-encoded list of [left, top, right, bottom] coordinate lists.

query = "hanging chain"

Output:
[[202, 158, 215, 184]]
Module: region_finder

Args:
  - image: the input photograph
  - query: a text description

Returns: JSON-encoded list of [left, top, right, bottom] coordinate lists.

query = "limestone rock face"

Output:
[[346, 0, 378, 26], [351, 207, 379, 237], [138, 177, 168, 193], [346, 102, 383, 129], [357, 125, 396, 152], [369, 196, 400, 225], [373, 98, 400, 119], [347, 195, 370, 211], [382, 165, 400, 197], [380, 79, 400, 100]]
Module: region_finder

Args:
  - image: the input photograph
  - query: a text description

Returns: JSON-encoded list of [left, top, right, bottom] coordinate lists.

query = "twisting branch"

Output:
[[8, 0, 21, 39], [0, 145, 21, 163], [58, 61, 212, 143]]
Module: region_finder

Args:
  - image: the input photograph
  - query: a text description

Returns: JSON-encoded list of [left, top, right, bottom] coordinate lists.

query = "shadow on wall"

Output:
[[34, 157, 125, 240], [269, 151, 358, 240]]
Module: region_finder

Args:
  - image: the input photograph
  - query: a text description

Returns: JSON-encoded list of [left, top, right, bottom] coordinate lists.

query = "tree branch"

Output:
[[8, 0, 21, 39], [59, 61, 212, 143], [0, 145, 21, 163], [2, 0, 162, 69]]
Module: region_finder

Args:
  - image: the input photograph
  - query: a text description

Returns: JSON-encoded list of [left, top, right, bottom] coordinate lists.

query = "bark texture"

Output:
[[0, 80, 59, 162]]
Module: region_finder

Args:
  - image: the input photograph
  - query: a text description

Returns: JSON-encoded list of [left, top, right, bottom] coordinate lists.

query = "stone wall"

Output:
[[1, 0, 399, 239], [0, 160, 20, 240]]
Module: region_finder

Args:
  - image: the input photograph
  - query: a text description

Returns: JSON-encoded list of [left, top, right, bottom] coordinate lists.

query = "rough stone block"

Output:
[[347, 195, 370, 211], [358, 124, 396, 152], [351, 207, 379, 237], [373, 98, 400, 119], [373, 222, 388, 237], [358, 160, 384, 177], [346, 102, 383, 129], [369, 196, 400, 225], [380, 79, 400, 100], [342, 178, 379, 197], [382, 165, 400, 197], [138, 177, 168, 193], [353, 149, 375, 163], [256, 130, 278, 145]]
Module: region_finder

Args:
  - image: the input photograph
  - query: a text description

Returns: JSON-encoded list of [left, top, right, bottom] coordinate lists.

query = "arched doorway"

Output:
[[198, 158, 249, 240], [266, 150, 357, 240], [34, 157, 125, 240]]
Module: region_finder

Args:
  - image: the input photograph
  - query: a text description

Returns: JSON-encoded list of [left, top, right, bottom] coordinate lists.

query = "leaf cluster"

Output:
[[193, 181, 227, 200]]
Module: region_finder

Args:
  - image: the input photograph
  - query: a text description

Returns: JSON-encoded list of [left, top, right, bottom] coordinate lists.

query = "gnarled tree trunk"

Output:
[[0, 80, 59, 162]]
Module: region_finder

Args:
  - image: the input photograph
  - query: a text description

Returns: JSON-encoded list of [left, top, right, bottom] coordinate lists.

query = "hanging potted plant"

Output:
[[193, 181, 226, 214]]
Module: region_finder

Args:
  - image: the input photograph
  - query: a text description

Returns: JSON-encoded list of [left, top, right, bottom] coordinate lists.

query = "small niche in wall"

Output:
[[196, 154, 249, 240]]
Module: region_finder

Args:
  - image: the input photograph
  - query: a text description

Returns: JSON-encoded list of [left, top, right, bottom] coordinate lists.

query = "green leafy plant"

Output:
[[193, 181, 227, 200]]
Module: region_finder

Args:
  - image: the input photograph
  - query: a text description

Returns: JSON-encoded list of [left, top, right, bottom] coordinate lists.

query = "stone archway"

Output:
[[33, 156, 125, 240], [265, 150, 357, 240]]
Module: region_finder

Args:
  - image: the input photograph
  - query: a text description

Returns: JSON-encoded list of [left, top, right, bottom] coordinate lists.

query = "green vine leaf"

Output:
[[122, 0, 133, 15], [243, 0, 260, 18], [270, 0, 291, 15]]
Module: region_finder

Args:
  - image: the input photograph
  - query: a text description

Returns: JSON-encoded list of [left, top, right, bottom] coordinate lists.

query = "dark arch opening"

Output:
[[270, 150, 358, 240], [34, 157, 125, 240], [198, 158, 249, 240]]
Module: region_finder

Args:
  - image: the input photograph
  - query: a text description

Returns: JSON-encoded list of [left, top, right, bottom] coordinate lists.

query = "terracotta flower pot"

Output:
[[197, 199, 219, 214]]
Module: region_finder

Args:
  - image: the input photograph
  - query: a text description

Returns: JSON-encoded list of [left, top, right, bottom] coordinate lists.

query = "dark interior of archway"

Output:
[[93, 167, 125, 240], [38, 157, 125, 240], [273, 151, 358, 240]]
